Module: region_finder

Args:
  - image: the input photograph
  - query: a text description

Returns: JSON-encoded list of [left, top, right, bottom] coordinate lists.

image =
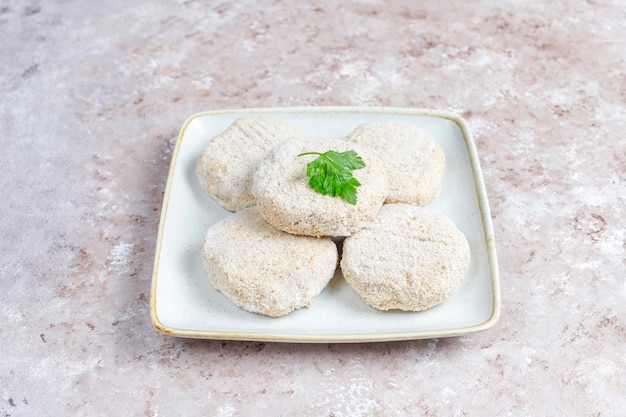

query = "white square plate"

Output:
[[150, 107, 501, 343]]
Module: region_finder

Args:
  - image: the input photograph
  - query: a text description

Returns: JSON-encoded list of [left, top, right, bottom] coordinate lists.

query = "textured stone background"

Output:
[[1, 0, 625, 416]]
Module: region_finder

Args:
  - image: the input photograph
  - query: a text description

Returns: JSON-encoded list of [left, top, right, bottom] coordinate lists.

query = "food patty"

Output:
[[252, 138, 388, 237], [340, 204, 470, 311], [196, 117, 303, 211], [345, 121, 445, 205], [200, 207, 338, 317]]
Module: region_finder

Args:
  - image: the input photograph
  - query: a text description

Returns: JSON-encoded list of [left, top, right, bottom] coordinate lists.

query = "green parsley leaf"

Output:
[[297, 150, 366, 205]]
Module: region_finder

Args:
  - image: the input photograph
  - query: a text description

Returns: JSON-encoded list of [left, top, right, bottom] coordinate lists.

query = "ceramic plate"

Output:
[[150, 107, 501, 343]]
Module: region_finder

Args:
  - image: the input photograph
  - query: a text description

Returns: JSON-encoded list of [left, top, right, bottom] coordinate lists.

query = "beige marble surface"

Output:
[[1, 0, 625, 415]]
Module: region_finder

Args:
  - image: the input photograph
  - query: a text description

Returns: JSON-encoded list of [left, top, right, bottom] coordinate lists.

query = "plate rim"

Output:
[[149, 106, 502, 343]]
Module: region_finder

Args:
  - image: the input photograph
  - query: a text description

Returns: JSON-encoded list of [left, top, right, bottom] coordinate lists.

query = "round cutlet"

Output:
[[345, 121, 445, 205], [340, 204, 470, 312], [196, 117, 303, 212], [200, 207, 338, 317], [252, 138, 388, 237]]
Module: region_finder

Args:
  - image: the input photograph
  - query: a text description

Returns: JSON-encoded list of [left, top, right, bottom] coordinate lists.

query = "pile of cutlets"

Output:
[[196, 117, 470, 317]]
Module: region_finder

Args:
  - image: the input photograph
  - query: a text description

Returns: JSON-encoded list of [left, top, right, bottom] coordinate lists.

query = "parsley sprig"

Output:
[[297, 150, 366, 205]]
